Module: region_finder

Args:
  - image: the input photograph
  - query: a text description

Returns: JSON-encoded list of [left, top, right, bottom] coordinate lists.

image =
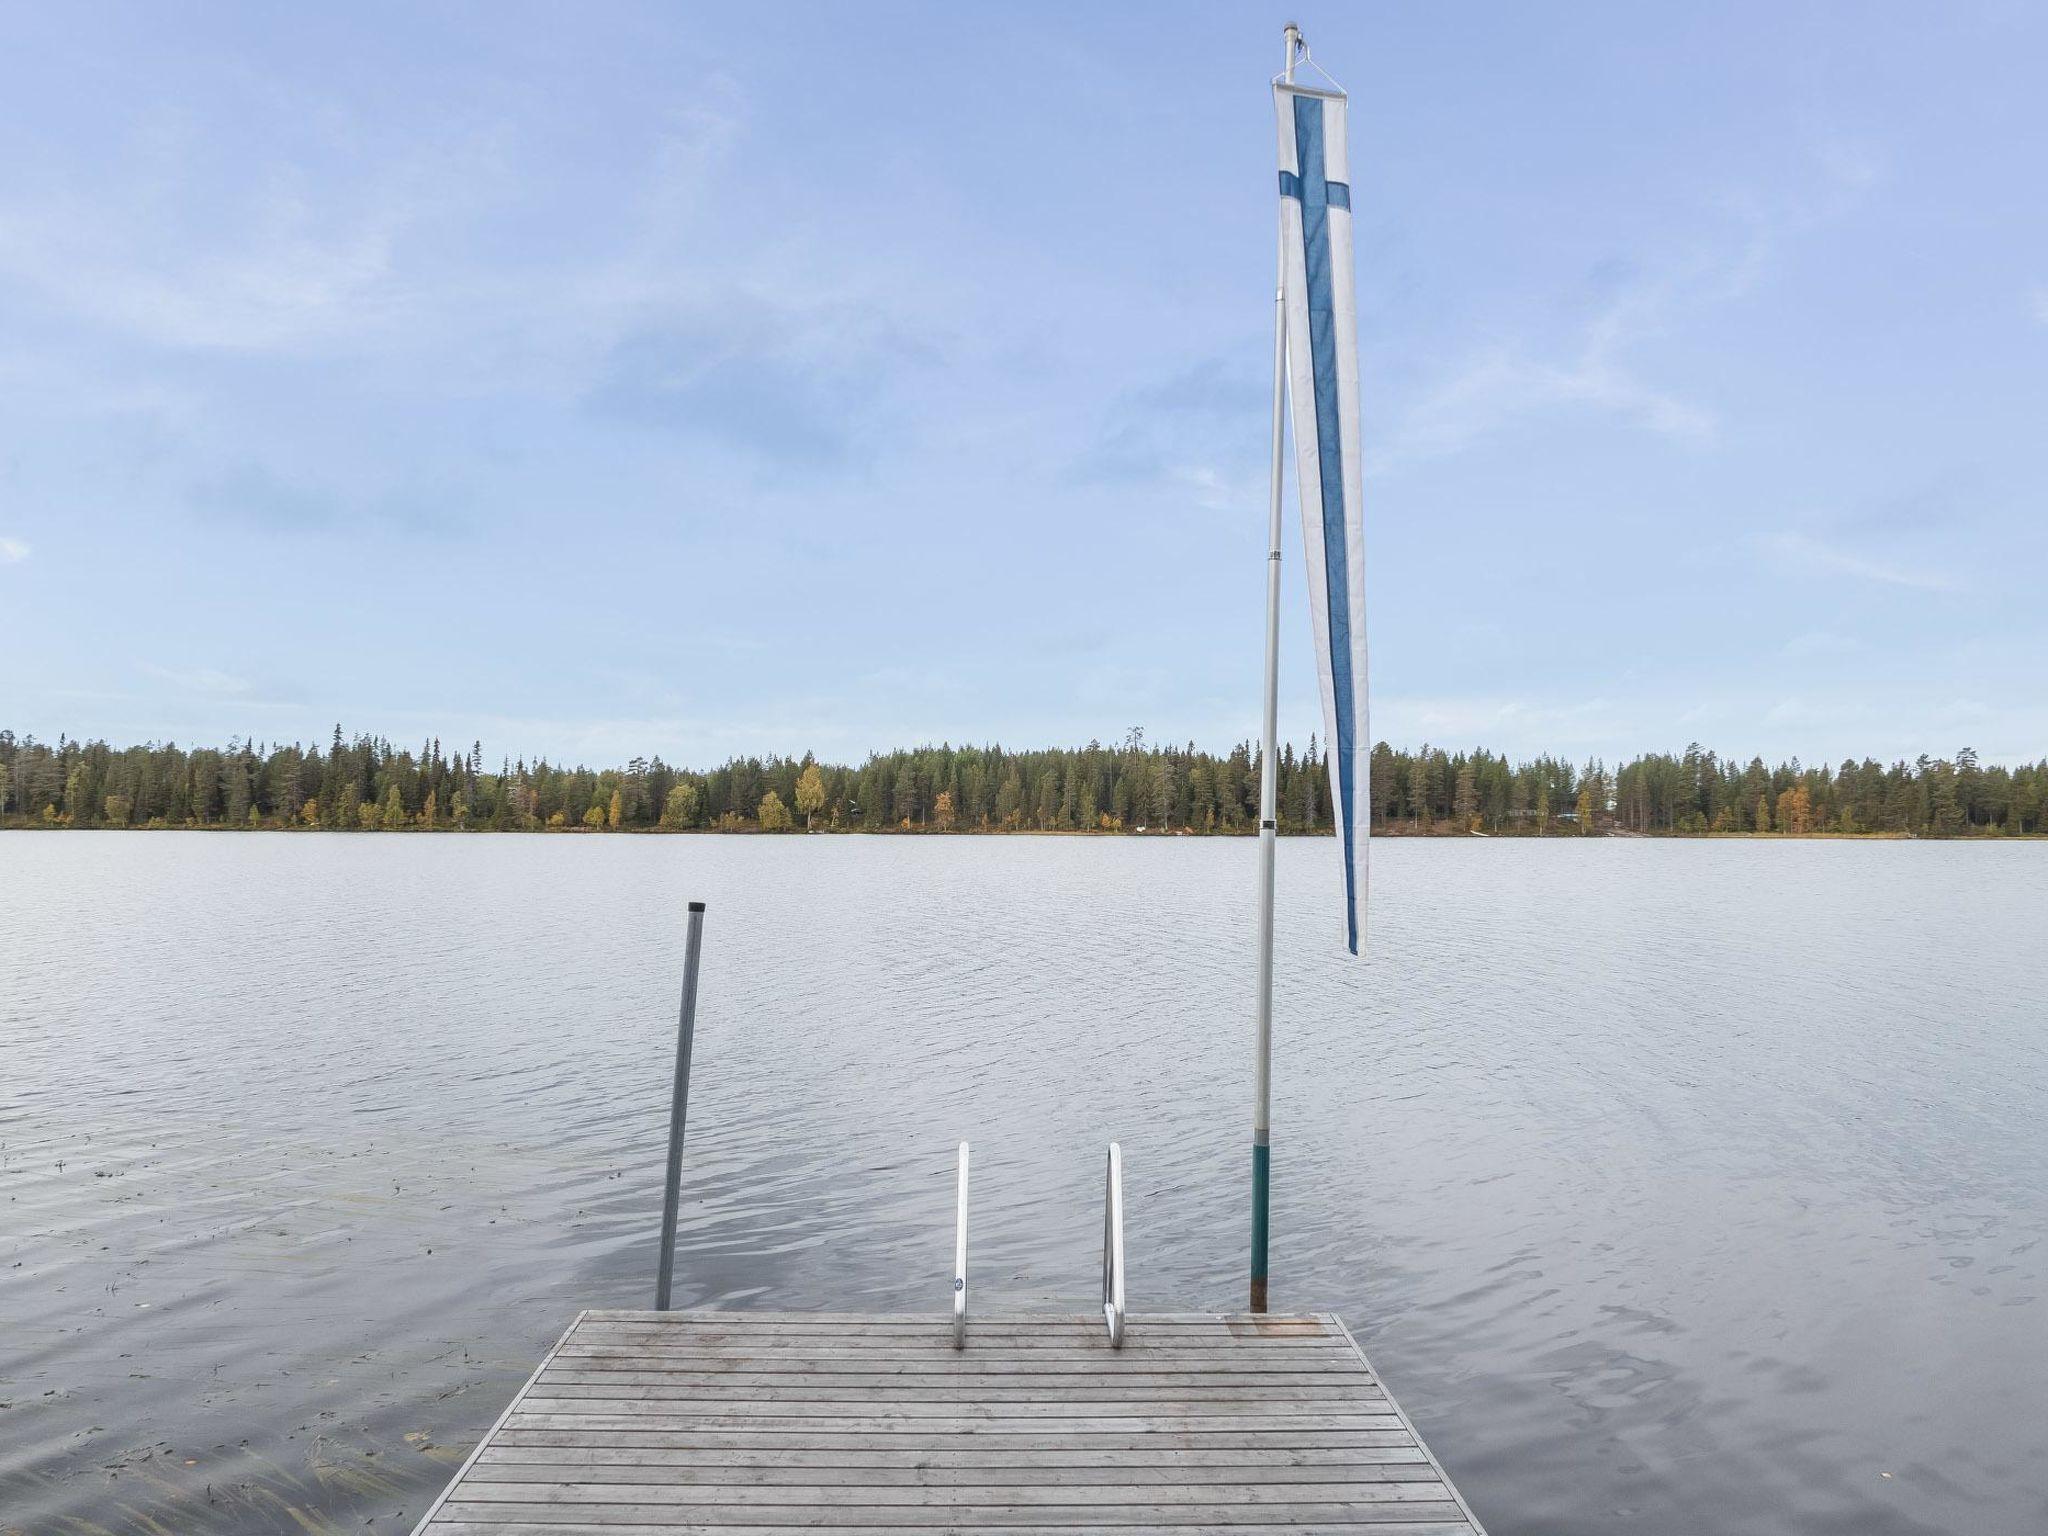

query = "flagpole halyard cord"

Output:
[[1270, 54, 1346, 93]]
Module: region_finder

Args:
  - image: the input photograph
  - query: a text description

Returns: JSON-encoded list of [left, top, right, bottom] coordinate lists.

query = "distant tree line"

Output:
[[1375, 743, 2043, 836], [1, 727, 2041, 837]]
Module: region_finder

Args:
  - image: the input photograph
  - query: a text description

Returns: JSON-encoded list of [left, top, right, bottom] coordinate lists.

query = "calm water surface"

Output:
[[2, 834, 2044, 1535]]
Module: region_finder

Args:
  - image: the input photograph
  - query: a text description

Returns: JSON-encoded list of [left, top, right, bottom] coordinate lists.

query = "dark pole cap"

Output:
[[688, 901, 706, 913]]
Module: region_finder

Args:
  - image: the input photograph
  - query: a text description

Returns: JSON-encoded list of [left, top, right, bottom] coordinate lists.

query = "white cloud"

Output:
[[0, 90, 610, 361], [1933, 697, 1994, 724], [144, 664, 254, 696], [1809, 136, 1884, 197], [1380, 241, 1741, 469], [1168, 462, 1262, 514], [1375, 692, 1623, 751], [1761, 531, 1959, 592], [1391, 339, 1714, 464], [0, 168, 418, 354], [0, 536, 28, 564], [1379, 134, 1889, 473], [1780, 629, 1857, 659]]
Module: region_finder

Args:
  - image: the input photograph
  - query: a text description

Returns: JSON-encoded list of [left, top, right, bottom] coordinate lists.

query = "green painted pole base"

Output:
[[1249, 1138, 1270, 1313]]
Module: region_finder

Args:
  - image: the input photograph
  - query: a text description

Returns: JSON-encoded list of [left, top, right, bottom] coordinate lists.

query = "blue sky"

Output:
[[1, 3, 2043, 767]]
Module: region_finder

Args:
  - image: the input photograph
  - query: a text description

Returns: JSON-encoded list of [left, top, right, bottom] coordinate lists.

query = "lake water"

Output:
[[2, 833, 2044, 1535]]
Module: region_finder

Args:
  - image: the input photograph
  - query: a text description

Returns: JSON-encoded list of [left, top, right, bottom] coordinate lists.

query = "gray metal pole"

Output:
[[654, 901, 706, 1310], [1253, 21, 1302, 1316]]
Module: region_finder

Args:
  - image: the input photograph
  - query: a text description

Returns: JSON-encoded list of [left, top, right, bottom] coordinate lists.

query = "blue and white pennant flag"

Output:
[[1275, 82, 1369, 954]]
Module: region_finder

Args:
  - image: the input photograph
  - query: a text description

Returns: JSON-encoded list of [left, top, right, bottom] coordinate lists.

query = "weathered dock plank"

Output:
[[413, 1312, 1484, 1535]]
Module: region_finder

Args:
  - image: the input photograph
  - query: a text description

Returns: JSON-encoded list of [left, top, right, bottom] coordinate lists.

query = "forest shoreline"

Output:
[[5, 819, 2038, 841], [7, 729, 2040, 839]]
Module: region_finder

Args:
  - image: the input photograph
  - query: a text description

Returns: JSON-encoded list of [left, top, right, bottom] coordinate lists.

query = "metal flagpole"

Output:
[[655, 900, 706, 1310], [1252, 21, 1302, 1316]]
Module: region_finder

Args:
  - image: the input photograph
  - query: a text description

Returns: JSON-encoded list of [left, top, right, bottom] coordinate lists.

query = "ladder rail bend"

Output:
[[1103, 1141, 1126, 1348]]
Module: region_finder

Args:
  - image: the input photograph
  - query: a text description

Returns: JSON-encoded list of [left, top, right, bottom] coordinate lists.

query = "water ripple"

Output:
[[1, 834, 2044, 1534]]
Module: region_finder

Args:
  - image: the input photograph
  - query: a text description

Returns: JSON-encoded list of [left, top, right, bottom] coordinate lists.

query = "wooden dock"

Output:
[[411, 1309, 1486, 1535]]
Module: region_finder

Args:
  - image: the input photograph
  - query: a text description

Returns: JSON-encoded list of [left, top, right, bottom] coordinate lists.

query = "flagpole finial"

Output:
[[1282, 24, 1303, 84]]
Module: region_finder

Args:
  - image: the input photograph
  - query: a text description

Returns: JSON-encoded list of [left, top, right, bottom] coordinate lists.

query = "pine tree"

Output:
[[1927, 760, 1963, 835], [1454, 764, 1478, 831], [1035, 772, 1059, 830], [1152, 756, 1176, 829], [224, 758, 251, 825]]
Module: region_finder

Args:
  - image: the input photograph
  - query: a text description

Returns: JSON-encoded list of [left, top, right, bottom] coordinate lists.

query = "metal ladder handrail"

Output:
[[1102, 1141, 1126, 1348], [953, 1141, 969, 1348], [951, 1139, 1122, 1350]]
